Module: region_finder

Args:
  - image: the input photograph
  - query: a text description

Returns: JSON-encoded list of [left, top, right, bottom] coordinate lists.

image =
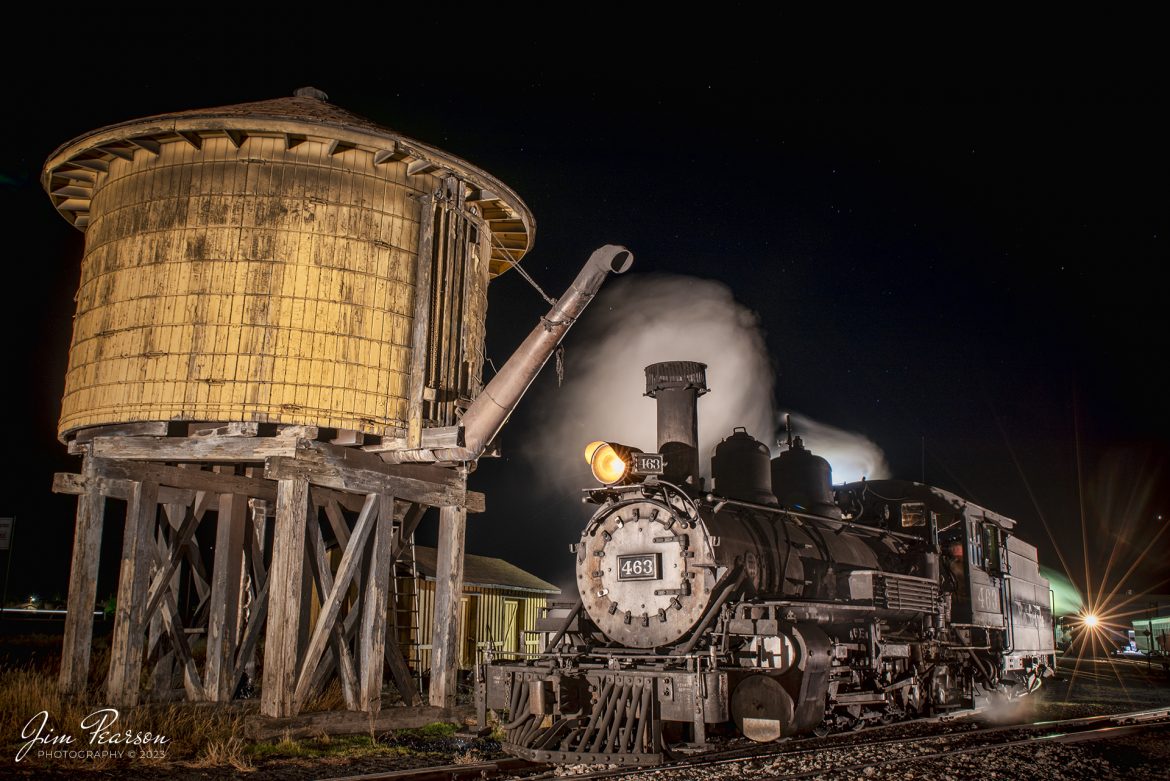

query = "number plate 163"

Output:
[[631, 453, 664, 475]]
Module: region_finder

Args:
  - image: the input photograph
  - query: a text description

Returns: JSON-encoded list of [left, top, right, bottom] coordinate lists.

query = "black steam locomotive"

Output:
[[476, 361, 1055, 765]]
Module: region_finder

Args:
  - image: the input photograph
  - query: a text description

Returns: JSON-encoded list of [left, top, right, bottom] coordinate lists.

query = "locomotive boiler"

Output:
[[477, 361, 1056, 765]]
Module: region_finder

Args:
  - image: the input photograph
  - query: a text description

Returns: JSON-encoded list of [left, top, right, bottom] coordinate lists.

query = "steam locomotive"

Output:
[[476, 361, 1055, 765]]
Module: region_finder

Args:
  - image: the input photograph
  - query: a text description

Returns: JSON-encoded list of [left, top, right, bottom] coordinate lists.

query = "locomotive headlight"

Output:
[[585, 441, 640, 485], [1082, 613, 1099, 628], [584, 441, 606, 466]]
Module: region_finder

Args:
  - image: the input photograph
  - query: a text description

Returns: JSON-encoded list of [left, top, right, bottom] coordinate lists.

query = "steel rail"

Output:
[[315, 706, 1170, 781], [752, 721, 1170, 780], [522, 705, 1170, 781], [321, 756, 543, 781]]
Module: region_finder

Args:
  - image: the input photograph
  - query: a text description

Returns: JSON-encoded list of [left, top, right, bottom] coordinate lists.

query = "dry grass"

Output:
[[0, 664, 254, 772], [0, 667, 71, 738], [190, 736, 254, 771], [0, 661, 469, 774], [453, 748, 480, 764], [138, 702, 251, 766], [302, 678, 347, 712], [0, 667, 121, 771]]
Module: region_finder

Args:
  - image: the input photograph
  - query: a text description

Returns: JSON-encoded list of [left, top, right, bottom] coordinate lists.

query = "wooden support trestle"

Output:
[[53, 436, 476, 717]]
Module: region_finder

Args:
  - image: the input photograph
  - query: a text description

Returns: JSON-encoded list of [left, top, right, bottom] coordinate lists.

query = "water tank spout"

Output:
[[422, 245, 633, 463]]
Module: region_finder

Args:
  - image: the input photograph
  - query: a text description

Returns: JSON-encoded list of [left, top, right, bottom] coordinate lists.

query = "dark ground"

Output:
[[4, 654, 1168, 780], [818, 655, 1170, 781]]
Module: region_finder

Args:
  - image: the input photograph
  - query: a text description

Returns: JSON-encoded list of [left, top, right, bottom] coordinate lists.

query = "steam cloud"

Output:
[[1040, 565, 1085, 618], [782, 413, 889, 487], [524, 274, 889, 501]]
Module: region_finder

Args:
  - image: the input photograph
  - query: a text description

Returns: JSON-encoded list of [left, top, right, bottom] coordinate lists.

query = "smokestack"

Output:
[[645, 361, 708, 489]]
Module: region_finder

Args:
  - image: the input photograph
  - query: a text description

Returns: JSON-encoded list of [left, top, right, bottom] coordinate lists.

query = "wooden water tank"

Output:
[[43, 90, 534, 442]]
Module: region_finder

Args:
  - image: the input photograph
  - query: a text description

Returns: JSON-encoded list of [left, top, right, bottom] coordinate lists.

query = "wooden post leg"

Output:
[[429, 504, 466, 708], [147, 523, 176, 694], [60, 455, 106, 693], [242, 499, 268, 689], [205, 492, 246, 701], [146, 523, 169, 658], [299, 545, 314, 659], [358, 495, 395, 713], [261, 477, 310, 717], [107, 480, 160, 706]]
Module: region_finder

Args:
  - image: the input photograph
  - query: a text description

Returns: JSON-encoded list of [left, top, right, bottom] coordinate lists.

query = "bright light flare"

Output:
[[593, 446, 628, 484], [586, 441, 634, 485], [1059, 597, 1153, 703]]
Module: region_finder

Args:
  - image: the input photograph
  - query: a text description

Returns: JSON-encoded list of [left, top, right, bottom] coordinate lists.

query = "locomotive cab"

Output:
[[837, 480, 1056, 685]]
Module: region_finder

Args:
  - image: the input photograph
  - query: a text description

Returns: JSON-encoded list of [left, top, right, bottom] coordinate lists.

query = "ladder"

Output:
[[392, 531, 423, 693]]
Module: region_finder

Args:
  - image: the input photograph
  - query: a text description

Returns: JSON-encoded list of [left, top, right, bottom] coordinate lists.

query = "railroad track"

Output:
[[322, 756, 545, 781], [320, 706, 1170, 781], [756, 721, 1169, 781], [312, 717, 932, 781], [533, 706, 1170, 781]]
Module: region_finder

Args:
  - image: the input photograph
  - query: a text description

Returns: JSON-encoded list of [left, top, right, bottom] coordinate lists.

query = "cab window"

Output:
[[981, 524, 1002, 573], [900, 502, 927, 527]]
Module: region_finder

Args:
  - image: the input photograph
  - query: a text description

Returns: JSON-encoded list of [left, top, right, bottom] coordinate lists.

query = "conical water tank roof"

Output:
[[43, 89, 534, 274]]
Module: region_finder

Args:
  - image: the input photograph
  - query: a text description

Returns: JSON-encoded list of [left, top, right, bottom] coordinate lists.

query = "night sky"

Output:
[[1, 59, 1164, 614]]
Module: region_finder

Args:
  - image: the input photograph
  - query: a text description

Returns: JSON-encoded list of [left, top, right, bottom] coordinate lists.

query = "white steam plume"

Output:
[[782, 413, 889, 484], [523, 274, 888, 497]]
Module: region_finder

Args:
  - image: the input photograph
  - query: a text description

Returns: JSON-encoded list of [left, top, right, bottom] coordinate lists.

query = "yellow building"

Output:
[[406, 547, 558, 675]]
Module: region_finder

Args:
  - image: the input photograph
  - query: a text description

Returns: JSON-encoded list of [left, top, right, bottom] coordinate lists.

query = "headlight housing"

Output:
[[584, 441, 641, 485]]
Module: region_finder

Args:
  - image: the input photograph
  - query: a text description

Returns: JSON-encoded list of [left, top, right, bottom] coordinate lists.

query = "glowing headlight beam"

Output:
[[593, 447, 628, 484], [584, 440, 644, 485]]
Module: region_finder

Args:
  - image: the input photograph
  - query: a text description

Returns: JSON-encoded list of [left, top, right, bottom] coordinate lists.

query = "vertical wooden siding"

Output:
[[60, 134, 491, 438], [413, 579, 548, 672]]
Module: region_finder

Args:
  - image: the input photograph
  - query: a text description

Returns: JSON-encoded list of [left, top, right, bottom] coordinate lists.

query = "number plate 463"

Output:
[[617, 553, 661, 581]]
